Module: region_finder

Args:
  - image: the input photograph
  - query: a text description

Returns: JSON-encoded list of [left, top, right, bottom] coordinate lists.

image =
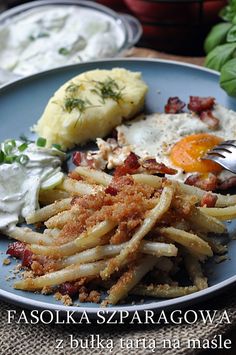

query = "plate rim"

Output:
[[0, 57, 220, 93], [1, 275, 236, 315], [0, 57, 233, 315]]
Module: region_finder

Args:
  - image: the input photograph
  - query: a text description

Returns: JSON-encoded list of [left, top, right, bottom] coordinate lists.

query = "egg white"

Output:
[[97, 104, 236, 183]]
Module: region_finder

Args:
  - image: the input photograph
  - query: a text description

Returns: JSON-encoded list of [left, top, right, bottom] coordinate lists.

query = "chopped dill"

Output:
[[64, 98, 91, 114], [65, 82, 80, 94], [91, 77, 124, 103], [63, 96, 100, 127], [29, 32, 49, 41], [58, 47, 70, 56]]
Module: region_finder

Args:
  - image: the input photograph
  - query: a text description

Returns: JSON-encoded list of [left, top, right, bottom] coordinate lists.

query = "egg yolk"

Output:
[[170, 133, 223, 173]]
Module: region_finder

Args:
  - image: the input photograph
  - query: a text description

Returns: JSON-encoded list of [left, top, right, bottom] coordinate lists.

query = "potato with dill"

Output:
[[34, 68, 148, 149]]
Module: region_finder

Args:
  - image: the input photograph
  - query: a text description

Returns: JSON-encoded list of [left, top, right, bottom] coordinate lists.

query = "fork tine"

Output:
[[211, 147, 231, 154], [216, 144, 234, 151], [202, 154, 226, 166], [218, 140, 236, 148], [202, 155, 225, 163], [203, 151, 225, 159], [202, 139, 236, 174]]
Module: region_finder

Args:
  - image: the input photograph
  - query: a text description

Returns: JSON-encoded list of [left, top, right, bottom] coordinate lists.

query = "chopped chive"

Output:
[[4, 140, 16, 155], [58, 47, 70, 55], [52, 144, 62, 150], [16, 154, 29, 166], [0, 150, 5, 163], [18, 143, 28, 152], [5, 155, 17, 164], [36, 137, 47, 147]]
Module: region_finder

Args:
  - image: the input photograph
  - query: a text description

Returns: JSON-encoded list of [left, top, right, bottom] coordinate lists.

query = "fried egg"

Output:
[[95, 104, 236, 183]]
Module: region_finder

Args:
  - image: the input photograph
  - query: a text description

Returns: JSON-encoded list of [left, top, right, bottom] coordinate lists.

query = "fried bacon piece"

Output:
[[114, 152, 140, 177], [142, 159, 177, 175], [105, 185, 118, 196], [199, 110, 220, 130], [58, 282, 79, 297], [164, 97, 186, 114], [105, 175, 134, 196], [188, 96, 215, 113], [72, 151, 95, 168], [218, 177, 236, 190], [200, 192, 218, 207], [185, 173, 218, 191], [114, 153, 177, 177], [7, 241, 33, 268]]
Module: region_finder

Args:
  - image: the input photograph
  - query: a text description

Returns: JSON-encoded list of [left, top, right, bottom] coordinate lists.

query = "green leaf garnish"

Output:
[[52, 144, 62, 151], [64, 98, 88, 114], [36, 137, 47, 147], [91, 77, 124, 103], [4, 140, 16, 155], [5, 155, 17, 164], [0, 150, 5, 163], [66, 83, 80, 94], [18, 143, 28, 152], [16, 154, 29, 166], [58, 47, 70, 56]]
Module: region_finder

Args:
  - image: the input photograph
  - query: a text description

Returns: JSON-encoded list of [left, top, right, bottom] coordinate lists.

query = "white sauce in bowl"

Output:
[[0, 5, 125, 76], [0, 141, 65, 230]]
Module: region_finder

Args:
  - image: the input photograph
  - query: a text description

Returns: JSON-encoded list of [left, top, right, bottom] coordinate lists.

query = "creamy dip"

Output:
[[0, 5, 124, 76], [0, 140, 65, 230]]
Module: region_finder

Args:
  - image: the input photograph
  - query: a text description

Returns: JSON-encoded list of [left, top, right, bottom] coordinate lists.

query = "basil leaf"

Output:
[[220, 58, 236, 96], [232, 14, 236, 24], [227, 24, 236, 42], [220, 5, 236, 22], [205, 43, 236, 71], [204, 23, 232, 54]]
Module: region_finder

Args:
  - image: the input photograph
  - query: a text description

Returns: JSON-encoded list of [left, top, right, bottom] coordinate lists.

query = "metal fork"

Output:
[[202, 140, 236, 174]]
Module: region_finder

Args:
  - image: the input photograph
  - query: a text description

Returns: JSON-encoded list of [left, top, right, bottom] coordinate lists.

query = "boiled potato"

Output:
[[34, 68, 148, 149]]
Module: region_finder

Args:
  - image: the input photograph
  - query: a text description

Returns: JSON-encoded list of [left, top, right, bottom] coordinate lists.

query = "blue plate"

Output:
[[1, 58, 236, 316]]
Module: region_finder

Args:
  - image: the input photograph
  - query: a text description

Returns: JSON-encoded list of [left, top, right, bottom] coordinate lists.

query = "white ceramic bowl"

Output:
[[0, 0, 142, 83]]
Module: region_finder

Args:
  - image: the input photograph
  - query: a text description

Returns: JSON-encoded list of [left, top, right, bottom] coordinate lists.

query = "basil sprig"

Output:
[[204, 0, 236, 96]]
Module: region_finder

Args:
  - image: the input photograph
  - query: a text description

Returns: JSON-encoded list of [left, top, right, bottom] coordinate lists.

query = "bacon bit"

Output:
[[218, 176, 236, 190], [72, 151, 94, 167], [114, 165, 130, 178], [185, 173, 218, 191], [7, 241, 26, 259], [164, 97, 186, 114], [142, 159, 177, 175], [106, 176, 134, 197], [188, 96, 215, 113], [7, 241, 33, 267], [68, 171, 83, 181], [105, 186, 118, 196], [200, 193, 218, 207], [125, 152, 141, 170], [200, 110, 220, 130], [22, 249, 33, 268], [114, 152, 140, 177], [58, 282, 79, 297]]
